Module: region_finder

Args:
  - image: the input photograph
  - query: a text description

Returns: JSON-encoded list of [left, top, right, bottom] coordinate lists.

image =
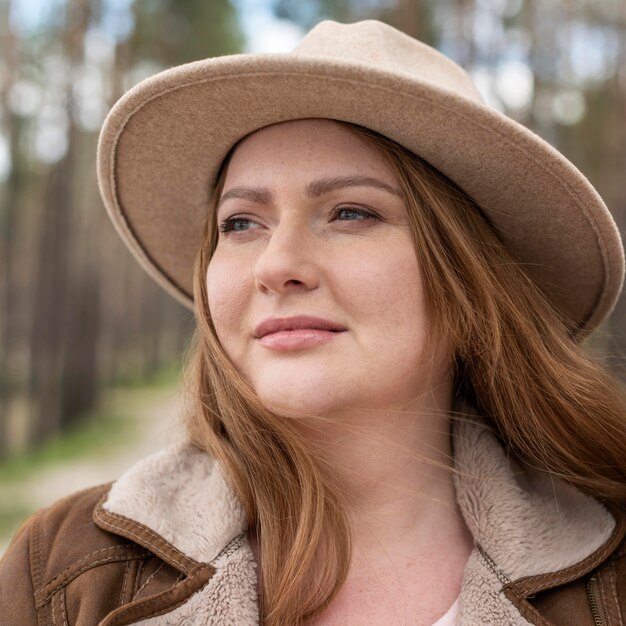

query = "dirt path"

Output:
[[0, 382, 188, 554]]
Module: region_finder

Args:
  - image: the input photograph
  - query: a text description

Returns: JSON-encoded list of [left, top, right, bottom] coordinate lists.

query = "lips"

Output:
[[254, 315, 347, 339]]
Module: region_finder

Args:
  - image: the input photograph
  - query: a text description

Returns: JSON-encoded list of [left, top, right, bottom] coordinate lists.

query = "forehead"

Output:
[[223, 119, 397, 186]]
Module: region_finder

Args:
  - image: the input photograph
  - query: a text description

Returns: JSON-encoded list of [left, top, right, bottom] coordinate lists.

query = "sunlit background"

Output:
[[1, 0, 625, 552]]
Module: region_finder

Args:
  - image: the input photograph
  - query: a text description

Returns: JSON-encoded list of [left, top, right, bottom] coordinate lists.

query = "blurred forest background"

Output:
[[0, 0, 625, 546]]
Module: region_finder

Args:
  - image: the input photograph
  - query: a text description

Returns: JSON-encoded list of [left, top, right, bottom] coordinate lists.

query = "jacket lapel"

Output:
[[95, 444, 259, 625], [452, 400, 616, 624], [94, 406, 617, 625]]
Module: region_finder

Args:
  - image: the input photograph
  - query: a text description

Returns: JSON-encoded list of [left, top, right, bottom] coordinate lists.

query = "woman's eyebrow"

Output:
[[217, 175, 402, 209], [218, 186, 271, 208], [306, 175, 402, 198]]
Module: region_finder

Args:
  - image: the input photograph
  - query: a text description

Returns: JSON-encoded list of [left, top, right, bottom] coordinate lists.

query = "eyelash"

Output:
[[330, 206, 379, 222], [217, 206, 379, 234], [217, 218, 254, 234]]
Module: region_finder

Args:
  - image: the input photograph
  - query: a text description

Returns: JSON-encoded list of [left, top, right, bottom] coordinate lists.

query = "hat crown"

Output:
[[292, 20, 484, 103]]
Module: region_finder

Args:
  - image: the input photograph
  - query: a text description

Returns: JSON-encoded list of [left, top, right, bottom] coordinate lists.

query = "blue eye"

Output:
[[333, 207, 378, 221], [218, 218, 260, 233]]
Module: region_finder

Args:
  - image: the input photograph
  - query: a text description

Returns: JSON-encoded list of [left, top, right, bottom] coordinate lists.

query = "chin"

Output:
[[249, 365, 342, 416], [258, 395, 333, 420], [255, 384, 342, 420]]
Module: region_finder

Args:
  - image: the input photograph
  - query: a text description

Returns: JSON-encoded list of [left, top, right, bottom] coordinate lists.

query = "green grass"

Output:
[[0, 411, 136, 483], [0, 504, 35, 539], [0, 407, 134, 536], [108, 361, 185, 391], [0, 363, 184, 546], [0, 411, 137, 540], [0, 363, 183, 483]]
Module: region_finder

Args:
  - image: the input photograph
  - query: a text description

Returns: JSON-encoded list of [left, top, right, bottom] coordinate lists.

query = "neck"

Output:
[[247, 388, 476, 619], [292, 381, 470, 557]]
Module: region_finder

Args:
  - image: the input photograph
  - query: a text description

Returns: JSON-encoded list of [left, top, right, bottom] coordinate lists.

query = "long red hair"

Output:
[[184, 121, 626, 625]]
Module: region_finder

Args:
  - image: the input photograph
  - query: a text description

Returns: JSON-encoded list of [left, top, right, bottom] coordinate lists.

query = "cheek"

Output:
[[342, 241, 426, 330], [206, 255, 252, 347], [388, 254, 426, 325]]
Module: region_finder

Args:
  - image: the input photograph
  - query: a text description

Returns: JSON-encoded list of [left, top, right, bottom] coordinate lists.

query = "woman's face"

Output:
[[207, 119, 450, 418]]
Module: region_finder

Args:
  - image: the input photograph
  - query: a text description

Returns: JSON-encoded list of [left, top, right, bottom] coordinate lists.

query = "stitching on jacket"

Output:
[[60, 587, 69, 626], [477, 544, 511, 587], [35, 547, 148, 608], [50, 588, 67, 626], [502, 587, 552, 626], [38, 546, 136, 593], [209, 533, 244, 565], [37, 554, 140, 608], [119, 561, 131, 607], [123, 565, 214, 621], [102, 564, 215, 625], [97, 514, 188, 571], [609, 563, 624, 625], [512, 507, 626, 596], [598, 572, 611, 624], [51, 588, 57, 626], [133, 559, 145, 598], [30, 512, 43, 591], [134, 562, 165, 599], [106, 69, 614, 313], [94, 496, 196, 572]]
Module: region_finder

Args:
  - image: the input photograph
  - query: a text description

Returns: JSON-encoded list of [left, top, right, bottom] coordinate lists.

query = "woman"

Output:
[[1, 19, 625, 626]]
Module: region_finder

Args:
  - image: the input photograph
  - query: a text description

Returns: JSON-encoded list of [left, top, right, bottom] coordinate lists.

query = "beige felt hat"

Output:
[[97, 19, 624, 341]]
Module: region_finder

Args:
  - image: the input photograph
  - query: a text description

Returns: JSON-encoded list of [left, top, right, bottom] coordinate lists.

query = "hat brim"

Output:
[[97, 53, 624, 341]]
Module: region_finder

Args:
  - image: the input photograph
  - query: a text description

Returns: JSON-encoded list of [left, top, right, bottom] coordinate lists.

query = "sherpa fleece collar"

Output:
[[95, 408, 617, 626]]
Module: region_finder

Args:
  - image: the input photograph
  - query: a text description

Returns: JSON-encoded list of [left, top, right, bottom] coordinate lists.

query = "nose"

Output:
[[254, 220, 320, 295]]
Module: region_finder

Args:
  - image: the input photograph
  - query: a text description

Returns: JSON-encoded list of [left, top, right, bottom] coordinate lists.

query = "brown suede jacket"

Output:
[[1, 413, 625, 625]]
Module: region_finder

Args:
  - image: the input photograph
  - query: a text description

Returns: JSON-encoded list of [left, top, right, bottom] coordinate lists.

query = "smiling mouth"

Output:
[[253, 315, 348, 351], [254, 316, 348, 339]]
